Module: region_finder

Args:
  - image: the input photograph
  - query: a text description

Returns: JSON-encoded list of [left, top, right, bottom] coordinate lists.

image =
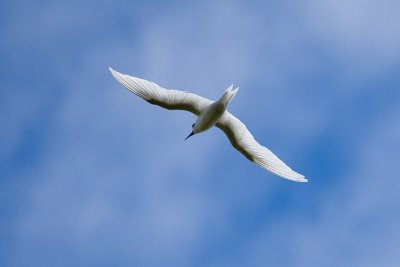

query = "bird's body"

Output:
[[195, 102, 225, 132], [192, 85, 237, 136], [109, 67, 307, 182]]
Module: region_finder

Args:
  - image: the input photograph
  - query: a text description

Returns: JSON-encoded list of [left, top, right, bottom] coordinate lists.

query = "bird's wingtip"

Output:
[[295, 175, 308, 183], [109, 66, 116, 73], [109, 67, 122, 78]]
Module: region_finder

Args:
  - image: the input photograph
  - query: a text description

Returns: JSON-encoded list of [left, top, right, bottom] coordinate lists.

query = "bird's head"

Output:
[[185, 123, 197, 140]]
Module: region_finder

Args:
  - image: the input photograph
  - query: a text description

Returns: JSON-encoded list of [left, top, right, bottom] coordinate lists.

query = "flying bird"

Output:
[[109, 67, 307, 182]]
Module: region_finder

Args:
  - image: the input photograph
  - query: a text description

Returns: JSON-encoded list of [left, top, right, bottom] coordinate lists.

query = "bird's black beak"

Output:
[[185, 131, 194, 141]]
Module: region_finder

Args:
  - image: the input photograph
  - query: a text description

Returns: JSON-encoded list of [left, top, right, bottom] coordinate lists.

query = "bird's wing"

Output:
[[216, 112, 307, 182], [109, 67, 212, 115]]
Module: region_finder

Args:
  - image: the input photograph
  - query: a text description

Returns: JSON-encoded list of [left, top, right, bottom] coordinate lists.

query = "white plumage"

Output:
[[109, 67, 307, 183]]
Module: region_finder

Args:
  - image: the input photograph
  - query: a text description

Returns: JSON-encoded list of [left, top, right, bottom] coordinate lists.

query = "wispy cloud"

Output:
[[1, 1, 400, 266]]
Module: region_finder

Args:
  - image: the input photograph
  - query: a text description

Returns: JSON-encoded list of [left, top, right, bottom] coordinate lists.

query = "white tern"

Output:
[[109, 67, 307, 182]]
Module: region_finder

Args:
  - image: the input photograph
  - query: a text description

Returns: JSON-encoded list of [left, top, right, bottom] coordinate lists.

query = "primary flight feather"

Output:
[[109, 67, 307, 183]]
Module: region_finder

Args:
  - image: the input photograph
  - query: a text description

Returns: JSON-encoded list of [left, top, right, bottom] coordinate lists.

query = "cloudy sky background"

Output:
[[1, 0, 400, 266]]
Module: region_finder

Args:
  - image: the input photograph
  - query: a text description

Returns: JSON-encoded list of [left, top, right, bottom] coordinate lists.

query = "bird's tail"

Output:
[[219, 84, 239, 106]]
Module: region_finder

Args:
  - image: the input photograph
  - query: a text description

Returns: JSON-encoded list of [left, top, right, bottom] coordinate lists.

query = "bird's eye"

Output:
[[192, 123, 195, 128]]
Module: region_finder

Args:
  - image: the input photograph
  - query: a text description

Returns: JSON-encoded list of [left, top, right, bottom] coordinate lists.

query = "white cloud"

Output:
[[2, 0, 400, 266], [303, 0, 400, 76], [212, 107, 400, 267]]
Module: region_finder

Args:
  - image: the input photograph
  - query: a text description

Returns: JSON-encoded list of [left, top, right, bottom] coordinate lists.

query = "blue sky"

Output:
[[1, 0, 400, 266]]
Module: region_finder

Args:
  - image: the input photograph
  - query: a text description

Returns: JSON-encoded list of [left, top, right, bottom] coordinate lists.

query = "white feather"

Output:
[[109, 67, 307, 182]]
